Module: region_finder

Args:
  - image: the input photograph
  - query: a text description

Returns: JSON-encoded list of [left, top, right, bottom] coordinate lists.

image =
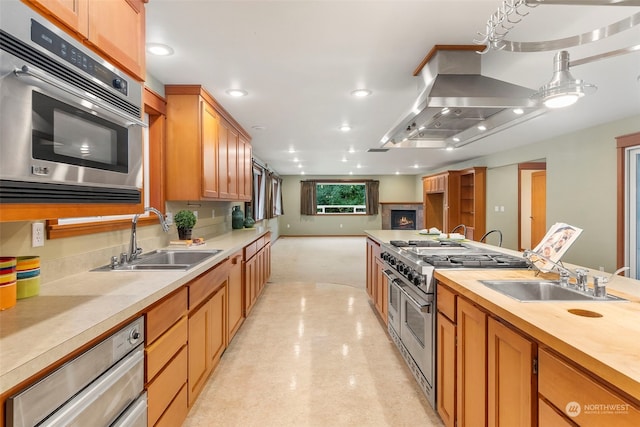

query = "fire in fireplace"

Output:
[[391, 209, 416, 230]]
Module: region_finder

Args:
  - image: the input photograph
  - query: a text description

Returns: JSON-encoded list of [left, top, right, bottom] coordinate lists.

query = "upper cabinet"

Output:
[[165, 85, 253, 202], [24, 0, 146, 80]]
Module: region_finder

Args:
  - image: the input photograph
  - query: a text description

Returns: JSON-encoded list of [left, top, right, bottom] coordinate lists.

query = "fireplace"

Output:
[[381, 203, 423, 230], [391, 209, 417, 230]]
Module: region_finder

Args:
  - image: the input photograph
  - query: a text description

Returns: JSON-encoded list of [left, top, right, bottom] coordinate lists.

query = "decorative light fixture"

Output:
[[534, 51, 596, 109], [351, 89, 372, 97], [226, 89, 248, 97], [146, 43, 174, 56]]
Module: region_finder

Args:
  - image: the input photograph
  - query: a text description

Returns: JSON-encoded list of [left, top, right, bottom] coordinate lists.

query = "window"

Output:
[[301, 180, 379, 215], [316, 183, 366, 214], [250, 160, 283, 221]]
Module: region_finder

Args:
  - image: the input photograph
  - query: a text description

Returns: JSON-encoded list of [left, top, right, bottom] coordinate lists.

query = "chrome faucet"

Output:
[[592, 267, 629, 299], [127, 207, 170, 263]]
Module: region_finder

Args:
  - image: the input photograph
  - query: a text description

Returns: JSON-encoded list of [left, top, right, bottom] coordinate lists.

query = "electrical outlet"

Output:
[[193, 210, 198, 219], [32, 222, 45, 247], [211, 209, 215, 218], [340, 224, 343, 228], [165, 212, 174, 225]]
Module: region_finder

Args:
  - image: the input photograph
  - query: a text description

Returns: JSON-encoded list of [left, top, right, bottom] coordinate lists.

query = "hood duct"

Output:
[[381, 45, 546, 149]]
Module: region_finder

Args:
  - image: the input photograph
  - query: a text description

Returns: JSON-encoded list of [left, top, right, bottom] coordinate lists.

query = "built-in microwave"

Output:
[[0, 1, 145, 204]]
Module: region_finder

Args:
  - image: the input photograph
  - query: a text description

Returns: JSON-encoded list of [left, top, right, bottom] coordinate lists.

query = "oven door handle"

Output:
[[14, 65, 147, 128], [400, 286, 432, 314]]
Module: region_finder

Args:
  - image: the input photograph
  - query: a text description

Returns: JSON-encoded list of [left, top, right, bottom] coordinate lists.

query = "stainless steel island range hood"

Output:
[[380, 45, 546, 149]]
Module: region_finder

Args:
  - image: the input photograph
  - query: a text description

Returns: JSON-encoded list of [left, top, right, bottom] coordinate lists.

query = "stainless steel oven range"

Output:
[[381, 239, 529, 409]]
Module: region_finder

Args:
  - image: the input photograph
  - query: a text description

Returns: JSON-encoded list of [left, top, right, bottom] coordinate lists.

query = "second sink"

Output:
[[479, 280, 627, 302]]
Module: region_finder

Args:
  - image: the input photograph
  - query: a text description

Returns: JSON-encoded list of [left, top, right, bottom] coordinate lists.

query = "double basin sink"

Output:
[[479, 280, 627, 302], [94, 249, 223, 271]]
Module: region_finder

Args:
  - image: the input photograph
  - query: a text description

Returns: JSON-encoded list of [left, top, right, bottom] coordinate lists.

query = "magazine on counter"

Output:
[[531, 222, 583, 272]]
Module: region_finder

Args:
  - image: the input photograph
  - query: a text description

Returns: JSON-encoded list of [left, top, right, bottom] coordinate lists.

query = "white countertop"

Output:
[[0, 228, 269, 395]]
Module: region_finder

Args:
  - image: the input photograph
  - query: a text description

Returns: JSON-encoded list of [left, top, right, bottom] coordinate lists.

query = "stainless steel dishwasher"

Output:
[[6, 316, 146, 427]]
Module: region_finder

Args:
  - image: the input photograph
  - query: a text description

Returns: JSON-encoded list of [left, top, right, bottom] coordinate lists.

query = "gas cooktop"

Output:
[[389, 239, 463, 248], [420, 253, 530, 269]]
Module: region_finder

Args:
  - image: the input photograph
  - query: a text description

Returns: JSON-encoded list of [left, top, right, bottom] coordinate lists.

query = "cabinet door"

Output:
[[487, 317, 536, 427], [437, 312, 456, 427], [374, 257, 388, 323], [243, 257, 256, 315], [86, 0, 145, 80], [27, 0, 89, 36], [228, 251, 244, 342], [227, 127, 239, 199], [187, 301, 210, 406], [457, 298, 487, 427], [217, 120, 230, 198], [202, 101, 219, 198], [241, 137, 252, 200], [209, 285, 227, 369]]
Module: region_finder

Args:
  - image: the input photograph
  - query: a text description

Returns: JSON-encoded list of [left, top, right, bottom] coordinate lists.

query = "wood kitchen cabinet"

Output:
[[165, 85, 253, 202], [24, 0, 146, 80], [243, 233, 272, 316], [227, 250, 244, 343], [422, 167, 486, 239], [374, 256, 388, 324], [145, 287, 189, 427], [538, 347, 640, 426], [487, 317, 536, 427], [437, 283, 537, 427], [187, 259, 229, 406]]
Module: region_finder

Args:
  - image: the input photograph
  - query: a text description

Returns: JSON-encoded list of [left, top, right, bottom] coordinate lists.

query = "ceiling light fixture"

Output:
[[251, 125, 266, 131], [351, 89, 372, 97], [226, 89, 248, 97], [146, 43, 174, 56], [453, 137, 460, 142], [534, 51, 596, 109], [340, 124, 351, 132], [477, 125, 487, 131], [513, 108, 524, 115], [348, 147, 355, 154]]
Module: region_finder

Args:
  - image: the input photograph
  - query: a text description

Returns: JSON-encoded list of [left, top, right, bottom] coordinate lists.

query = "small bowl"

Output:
[[17, 276, 40, 299], [17, 256, 40, 271], [17, 268, 40, 280], [0, 282, 17, 310], [0, 271, 17, 286]]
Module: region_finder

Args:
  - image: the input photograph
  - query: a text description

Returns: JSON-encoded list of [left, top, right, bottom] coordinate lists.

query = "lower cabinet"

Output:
[[243, 233, 271, 315], [538, 348, 640, 426], [187, 259, 229, 406], [145, 287, 189, 427], [227, 250, 244, 343], [436, 283, 535, 427], [365, 237, 387, 323]]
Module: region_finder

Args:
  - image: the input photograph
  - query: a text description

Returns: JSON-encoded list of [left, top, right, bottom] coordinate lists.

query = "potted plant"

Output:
[[174, 209, 197, 240]]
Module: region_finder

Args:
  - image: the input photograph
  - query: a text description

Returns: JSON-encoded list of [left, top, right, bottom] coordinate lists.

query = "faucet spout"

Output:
[[128, 207, 170, 263]]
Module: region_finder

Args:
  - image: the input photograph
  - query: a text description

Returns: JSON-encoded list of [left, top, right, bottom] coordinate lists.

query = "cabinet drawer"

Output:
[[437, 284, 456, 322], [146, 316, 187, 381], [146, 287, 187, 345], [539, 348, 640, 426], [244, 241, 258, 260], [147, 346, 188, 426], [538, 398, 575, 427], [188, 259, 230, 309], [154, 383, 188, 427]]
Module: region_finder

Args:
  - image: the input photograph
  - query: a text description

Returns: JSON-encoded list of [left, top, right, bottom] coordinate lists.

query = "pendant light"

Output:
[[535, 51, 596, 109]]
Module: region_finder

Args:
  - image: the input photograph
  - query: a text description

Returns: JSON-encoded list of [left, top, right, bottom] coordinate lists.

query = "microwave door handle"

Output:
[[14, 65, 147, 128]]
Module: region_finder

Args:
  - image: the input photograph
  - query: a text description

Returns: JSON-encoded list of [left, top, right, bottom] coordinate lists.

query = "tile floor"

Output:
[[183, 238, 444, 427]]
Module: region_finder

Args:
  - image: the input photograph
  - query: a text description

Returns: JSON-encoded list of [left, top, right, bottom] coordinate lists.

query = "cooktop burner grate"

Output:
[[421, 254, 529, 268]]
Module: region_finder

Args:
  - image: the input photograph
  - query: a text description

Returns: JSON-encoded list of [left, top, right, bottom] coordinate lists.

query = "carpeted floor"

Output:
[[183, 236, 443, 427]]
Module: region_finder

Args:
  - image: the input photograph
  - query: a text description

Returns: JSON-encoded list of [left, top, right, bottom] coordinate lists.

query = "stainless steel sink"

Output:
[[479, 280, 627, 302], [93, 249, 223, 271]]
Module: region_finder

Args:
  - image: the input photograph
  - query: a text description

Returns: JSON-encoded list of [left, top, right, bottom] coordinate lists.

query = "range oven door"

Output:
[[399, 285, 435, 386], [384, 269, 402, 335]]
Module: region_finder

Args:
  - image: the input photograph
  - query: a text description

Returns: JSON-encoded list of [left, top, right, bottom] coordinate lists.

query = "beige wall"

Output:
[[278, 175, 419, 236]]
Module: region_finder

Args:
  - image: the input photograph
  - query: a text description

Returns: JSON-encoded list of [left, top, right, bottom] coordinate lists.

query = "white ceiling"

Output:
[[146, 1, 640, 176]]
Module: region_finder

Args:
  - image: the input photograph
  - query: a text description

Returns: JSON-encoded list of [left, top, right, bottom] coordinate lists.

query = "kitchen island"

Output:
[[365, 229, 640, 426]]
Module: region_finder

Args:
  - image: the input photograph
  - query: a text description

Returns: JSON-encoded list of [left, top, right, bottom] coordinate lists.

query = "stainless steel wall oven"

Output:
[[0, 1, 145, 204]]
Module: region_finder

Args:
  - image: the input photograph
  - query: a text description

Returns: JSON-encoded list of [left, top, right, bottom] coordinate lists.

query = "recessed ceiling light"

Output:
[[297, 164, 302, 168], [341, 157, 347, 162], [453, 137, 461, 142], [146, 43, 174, 56], [477, 125, 487, 131], [293, 157, 299, 162], [340, 124, 351, 132], [348, 147, 355, 154], [288, 147, 296, 153], [446, 145, 454, 151], [251, 125, 266, 130], [356, 163, 361, 169], [349, 171, 353, 175], [301, 171, 305, 175], [395, 171, 400, 175], [226, 89, 248, 97], [351, 89, 372, 97], [512, 108, 524, 115]]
